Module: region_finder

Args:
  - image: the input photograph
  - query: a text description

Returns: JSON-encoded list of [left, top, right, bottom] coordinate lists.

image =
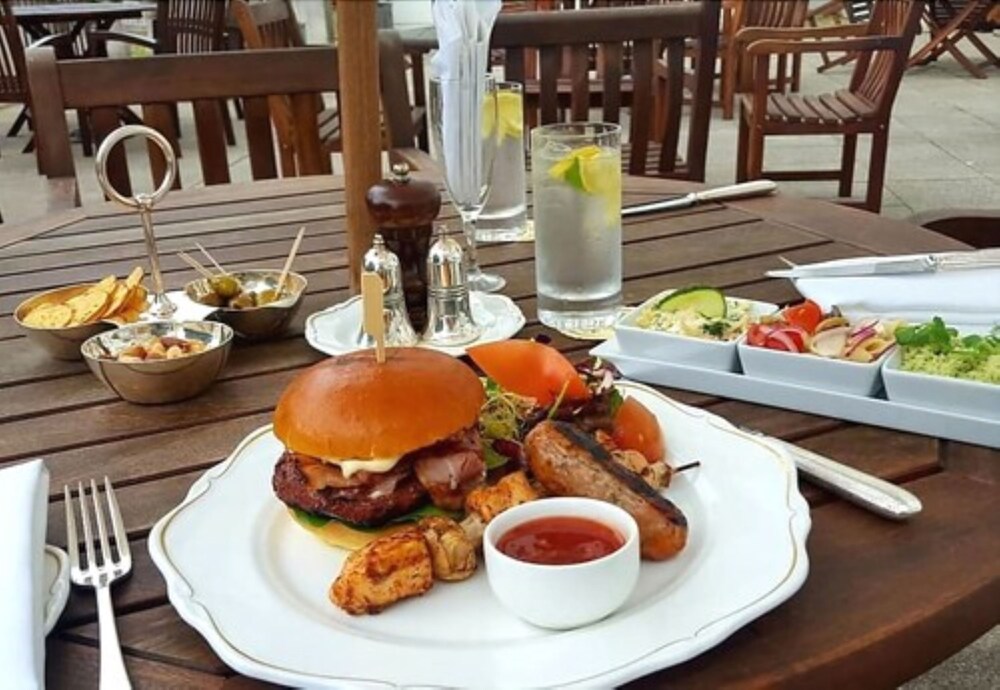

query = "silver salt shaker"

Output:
[[355, 234, 419, 347], [424, 226, 481, 346]]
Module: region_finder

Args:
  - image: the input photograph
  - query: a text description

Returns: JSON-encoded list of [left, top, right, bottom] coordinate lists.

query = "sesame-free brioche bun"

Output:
[[273, 348, 484, 460]]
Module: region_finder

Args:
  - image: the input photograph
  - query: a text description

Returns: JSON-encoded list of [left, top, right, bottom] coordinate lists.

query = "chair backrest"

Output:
[[491, 2, 720, 181], [927, 0, 995, 29], [155, 0, 228, 54], [0, 0, 29, 102], [850, 0, 923, 115], [27, 45, 337, 198], [739, 0, 809, 28], [230, 0, 304, 50]]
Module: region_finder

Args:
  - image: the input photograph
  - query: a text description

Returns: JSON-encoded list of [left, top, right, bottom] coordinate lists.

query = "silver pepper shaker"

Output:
[[424, 226, 481, 346], [355, 234, 419, 347]]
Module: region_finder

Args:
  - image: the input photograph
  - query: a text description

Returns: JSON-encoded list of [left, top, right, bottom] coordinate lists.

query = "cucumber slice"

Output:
[[655, 287, 727, 318]]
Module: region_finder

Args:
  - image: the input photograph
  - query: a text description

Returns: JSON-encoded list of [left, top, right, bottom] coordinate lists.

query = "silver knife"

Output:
[[767, 249, 1000, 279], [622, 180, 778, 217], [741, 427, 922, 521]]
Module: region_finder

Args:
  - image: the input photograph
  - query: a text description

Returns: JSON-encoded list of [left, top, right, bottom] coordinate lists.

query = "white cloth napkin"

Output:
[[0, 459, 50, 690], [431, 0, 501, 207], [779, 257, 1000, 326]]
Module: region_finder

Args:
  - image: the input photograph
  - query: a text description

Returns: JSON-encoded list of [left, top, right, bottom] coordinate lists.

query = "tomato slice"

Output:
[[782, 300, 823, 334], [612, 397, 665, 463], [747, 324, 773, 347], [764, 327, 806, 352], [467, 340, 590, 406]]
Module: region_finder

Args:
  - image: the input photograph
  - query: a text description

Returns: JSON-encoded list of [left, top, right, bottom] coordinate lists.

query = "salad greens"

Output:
[[895, 317, 999, 384], [291, 504, 462, 531]]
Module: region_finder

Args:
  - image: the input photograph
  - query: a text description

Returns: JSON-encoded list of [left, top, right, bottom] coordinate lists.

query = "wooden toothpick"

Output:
[[361, 270, 386, 363]]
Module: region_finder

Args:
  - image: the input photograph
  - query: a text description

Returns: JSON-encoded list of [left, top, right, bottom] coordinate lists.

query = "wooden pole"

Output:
[[335, 0, 382, 293]]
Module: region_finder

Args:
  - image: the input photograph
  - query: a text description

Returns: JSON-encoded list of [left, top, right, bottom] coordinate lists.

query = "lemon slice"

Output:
[[547, 145, 621, 224], [481, 91, 524, 140]]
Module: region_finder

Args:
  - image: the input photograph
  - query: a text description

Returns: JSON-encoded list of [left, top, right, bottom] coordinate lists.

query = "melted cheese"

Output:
[[319, 455, 402, 478]]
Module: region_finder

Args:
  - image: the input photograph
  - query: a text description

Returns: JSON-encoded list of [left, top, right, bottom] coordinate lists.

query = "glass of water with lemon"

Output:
[[478, 82, 530, 242], [531, 123, 622, 333]]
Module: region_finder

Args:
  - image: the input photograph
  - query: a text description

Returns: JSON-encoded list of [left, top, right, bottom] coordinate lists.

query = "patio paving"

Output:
[[0, 27, 996, 690]]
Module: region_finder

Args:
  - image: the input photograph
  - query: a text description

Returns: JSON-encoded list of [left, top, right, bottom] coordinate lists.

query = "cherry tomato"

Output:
[[782, 300, 823, 334], [612, 397, 665, 463], [468, 340, 591, 406], [747, 324, 773, 347]]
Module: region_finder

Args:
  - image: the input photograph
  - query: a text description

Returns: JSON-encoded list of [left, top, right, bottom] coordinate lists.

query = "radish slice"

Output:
[[810, 326, 849, 358], [765, 330, 801, 352], [845, 326, 877, 355], [850, 318, 880, 336]]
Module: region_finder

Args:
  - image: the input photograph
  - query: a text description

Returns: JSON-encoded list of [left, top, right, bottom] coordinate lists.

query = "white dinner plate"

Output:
[[44, 545, 70, 634], [149, 382, 811, 688], [304, 293, 526, 358]]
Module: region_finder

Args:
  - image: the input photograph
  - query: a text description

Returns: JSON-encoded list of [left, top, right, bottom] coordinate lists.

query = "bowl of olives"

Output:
[[184, 269, 307, 340]]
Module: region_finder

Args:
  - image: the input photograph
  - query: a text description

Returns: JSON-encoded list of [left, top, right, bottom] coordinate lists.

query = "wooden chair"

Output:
[[908, 0, 999, 78], [735, 0, 923, 213], [490, 2, 720, 181], [89, 0, 234, 146], [908, 208, 1000, 248], [1, 0, 31, 153], [230, 0, 337, 176], [806, 0, 875, 73], [26, 45, 337, 209], [722, 0, 809, 120]]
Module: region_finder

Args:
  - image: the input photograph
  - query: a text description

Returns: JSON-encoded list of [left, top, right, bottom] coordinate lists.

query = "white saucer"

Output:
[[305, 292, 526, 357], [44, 545, 70, 634]]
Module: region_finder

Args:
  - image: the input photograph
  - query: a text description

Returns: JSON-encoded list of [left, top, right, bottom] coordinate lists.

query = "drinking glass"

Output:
[[478, 81, 530, 242], [429, 74, 505, 292], [531, 123, 622, 332]]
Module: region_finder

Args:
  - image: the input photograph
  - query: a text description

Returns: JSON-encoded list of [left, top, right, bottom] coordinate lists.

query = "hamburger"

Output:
[[272, 348, 486, 548]]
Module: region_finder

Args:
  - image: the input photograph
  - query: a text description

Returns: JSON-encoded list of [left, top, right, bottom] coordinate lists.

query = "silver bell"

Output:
[[423, 226, 481, 346], [356, 234, 419, 347]]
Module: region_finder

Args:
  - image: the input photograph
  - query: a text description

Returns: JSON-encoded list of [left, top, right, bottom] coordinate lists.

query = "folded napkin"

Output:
[[773, 254, 1000, 326], [0, 459, 49, 689], [431, 0, 501, 207]]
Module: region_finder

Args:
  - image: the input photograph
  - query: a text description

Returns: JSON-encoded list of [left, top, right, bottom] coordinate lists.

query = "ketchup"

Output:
[[497, 516, 624, 565]]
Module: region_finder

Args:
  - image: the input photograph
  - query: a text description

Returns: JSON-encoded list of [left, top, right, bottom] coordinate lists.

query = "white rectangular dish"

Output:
[[615, 292, 777, 372], [737, 341, 892, 397], [882, 349, 999, 422], [592, 339, 1000, 450]]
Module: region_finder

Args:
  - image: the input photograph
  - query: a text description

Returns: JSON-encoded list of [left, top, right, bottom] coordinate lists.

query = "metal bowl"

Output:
[[81, 321, 233, 405], [15, 284, 117, 360], [183, 270, 307, 340]]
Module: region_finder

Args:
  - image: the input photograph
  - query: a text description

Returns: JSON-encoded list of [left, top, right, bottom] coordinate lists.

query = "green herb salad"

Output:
[[895, 318, 999, 385]]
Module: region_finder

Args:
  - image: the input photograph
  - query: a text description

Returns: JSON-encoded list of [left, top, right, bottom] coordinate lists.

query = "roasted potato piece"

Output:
[[612, 449, 671, 490], [418, 516, 476, 582], [464, 470, 539, 523], [329, 528, 433, 615]]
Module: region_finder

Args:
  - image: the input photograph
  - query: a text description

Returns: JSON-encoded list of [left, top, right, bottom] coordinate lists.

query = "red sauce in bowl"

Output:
[[497, 516, 625, 565]]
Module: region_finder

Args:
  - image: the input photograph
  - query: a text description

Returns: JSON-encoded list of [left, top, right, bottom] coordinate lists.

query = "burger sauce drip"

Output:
[[497, 517, 624, 565]]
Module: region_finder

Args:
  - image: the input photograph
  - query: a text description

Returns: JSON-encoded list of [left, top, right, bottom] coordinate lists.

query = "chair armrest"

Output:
[[26, 32, 76, 50], [746, 34, 904, 57], [735, 23, 871, 46], [44, 177, 80, 213]]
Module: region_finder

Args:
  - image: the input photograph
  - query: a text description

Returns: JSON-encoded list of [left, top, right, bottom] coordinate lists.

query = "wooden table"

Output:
[[12, 1, 156, 42], [1, 176, 997, 688]]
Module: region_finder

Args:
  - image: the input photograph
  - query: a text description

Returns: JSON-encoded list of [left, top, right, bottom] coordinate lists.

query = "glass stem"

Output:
[[463, 214, 481, 276]]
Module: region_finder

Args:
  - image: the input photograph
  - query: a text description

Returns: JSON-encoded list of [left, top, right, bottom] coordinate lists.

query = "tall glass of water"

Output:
[[531, 123, 622, 332], [429, 74, 506, 293], [478, 81, 529, 242]]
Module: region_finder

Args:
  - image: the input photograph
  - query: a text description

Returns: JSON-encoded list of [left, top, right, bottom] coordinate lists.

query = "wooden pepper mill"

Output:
[[365, 162, 442, 331]]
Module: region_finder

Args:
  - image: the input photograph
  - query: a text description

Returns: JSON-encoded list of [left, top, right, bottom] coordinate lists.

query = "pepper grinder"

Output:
[[424, 226, 481, 346], [355, 234, 419, 347], [365, 162, 442, 332]]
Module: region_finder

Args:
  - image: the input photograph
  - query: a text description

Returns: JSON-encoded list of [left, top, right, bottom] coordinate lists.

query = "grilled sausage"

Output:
[[525, 421, 687, 560]]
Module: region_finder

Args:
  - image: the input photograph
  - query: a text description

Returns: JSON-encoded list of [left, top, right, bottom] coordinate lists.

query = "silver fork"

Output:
[[65, 478, 133, 690]]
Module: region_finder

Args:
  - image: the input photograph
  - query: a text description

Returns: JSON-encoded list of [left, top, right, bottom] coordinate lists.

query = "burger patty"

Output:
[[272, 452, 428, 526]]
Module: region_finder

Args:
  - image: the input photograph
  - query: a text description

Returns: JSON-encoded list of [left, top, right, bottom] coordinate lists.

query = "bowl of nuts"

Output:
[[80, 321, 233, 404]]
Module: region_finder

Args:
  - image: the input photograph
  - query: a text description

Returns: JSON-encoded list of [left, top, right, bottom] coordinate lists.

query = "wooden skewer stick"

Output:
[[277, 226, 305, 297], [361, 271, 386, 363], [196, 242, 227, 276], [177, 251, 215, 280]]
